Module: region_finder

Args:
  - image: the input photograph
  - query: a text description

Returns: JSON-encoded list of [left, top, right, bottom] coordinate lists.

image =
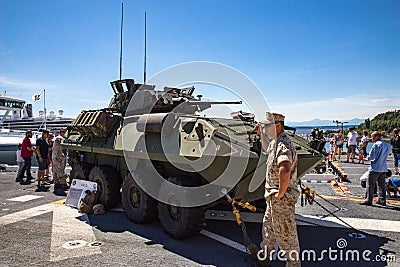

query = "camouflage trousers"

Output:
[[260, 194, 301, 267], [53, 158, 67, 187]]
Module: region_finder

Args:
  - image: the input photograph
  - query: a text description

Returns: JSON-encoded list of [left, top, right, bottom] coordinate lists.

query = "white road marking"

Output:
[[206, 210, 400, 233], [50, 205, 101, 261], [0, 204, 53, 226], [102, 208, 250, 253], [7, 195, 44, 202], [203, 210, 400, 254], [297, 214, 400, 233], [200, 230, 247, 253], [302, 173, 335, 182], [0, 203, 101, 261]]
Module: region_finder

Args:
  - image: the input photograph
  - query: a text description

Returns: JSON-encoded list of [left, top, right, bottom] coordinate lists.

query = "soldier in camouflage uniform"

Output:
[[254, 112, 301, 267], [52, 129, 67, 195]]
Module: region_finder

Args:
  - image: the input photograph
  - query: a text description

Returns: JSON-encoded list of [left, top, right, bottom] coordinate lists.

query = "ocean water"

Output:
[[291, 125, 378, 153], [325, 142, 374, 153], [292, 125, 358, 135]]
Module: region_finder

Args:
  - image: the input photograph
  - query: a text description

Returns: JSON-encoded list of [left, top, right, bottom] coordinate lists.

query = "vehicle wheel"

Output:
[[70, 163, 91, 181], [122, 173, 158, 223], [88, 165, 121, 209], [68, 163, 92, 187], [157, 177, 205, 239]]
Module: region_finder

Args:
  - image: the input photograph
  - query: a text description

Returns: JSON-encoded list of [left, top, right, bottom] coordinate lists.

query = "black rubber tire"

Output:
[[70, 163, 91, 181], [157, 177, 205, 239], [88, 165, 121, 209], [68, 163, 92, 188], [122, 173, 158, 223]]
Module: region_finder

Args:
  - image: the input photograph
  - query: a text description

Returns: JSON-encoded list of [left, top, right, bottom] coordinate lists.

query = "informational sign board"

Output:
[[65, 179, 98, 208]]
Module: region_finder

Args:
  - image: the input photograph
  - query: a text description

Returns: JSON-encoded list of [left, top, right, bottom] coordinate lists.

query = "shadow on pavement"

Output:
[[87, 211, 395, 267], [88, 211, 252, 267]]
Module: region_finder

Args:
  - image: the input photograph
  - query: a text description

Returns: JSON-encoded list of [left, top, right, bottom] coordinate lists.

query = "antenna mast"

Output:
[[43, 89, 47, 130], [119, 1, 124, 80], [144, 12, 147, 84]]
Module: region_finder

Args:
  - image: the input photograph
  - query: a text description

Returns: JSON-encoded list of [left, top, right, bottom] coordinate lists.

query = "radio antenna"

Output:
[[143, 11, 147, 84], [119, 0, 124, 80]]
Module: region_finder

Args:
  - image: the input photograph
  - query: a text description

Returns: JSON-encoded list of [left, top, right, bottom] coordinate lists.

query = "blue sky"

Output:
[[1, 0, 399, 122]]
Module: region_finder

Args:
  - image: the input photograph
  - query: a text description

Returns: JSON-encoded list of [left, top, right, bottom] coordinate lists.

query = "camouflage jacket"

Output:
[[264, 131, 299, 198], [52, 137, 64, 163]]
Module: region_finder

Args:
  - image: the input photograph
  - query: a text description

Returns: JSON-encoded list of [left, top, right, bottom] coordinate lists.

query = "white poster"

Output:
[[65, 179, 98, 208]]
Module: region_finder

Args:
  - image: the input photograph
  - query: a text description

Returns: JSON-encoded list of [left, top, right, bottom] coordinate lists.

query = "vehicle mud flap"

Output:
[[88, 165, 121, 209], [122, 173, 158, 223], [157, 177, 205, 239]]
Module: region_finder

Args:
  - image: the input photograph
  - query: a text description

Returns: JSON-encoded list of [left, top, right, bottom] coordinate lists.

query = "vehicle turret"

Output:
[[64, 78, 324, 240]]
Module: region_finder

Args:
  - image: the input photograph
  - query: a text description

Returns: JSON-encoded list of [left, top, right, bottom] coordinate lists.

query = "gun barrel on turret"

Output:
[[182, 100, 242, 113], [186, 100, 242, 105]]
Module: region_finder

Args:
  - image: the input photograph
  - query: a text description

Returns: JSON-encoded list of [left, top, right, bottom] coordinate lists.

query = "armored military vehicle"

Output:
[[64, 78, 324, 239]]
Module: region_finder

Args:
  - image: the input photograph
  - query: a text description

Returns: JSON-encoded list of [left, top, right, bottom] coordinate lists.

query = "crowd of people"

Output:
[[329, 128, 399, 166], [330, 128, 368, 163], [15, 129, 68, 195], [330, 127, 400, 206]]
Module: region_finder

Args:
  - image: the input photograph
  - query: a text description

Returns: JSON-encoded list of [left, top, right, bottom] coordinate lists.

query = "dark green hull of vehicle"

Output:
[[64, 79, 324, 239]]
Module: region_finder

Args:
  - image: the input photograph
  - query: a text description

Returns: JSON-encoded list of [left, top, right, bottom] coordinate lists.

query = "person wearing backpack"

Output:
[[390, 128, 400, 175]]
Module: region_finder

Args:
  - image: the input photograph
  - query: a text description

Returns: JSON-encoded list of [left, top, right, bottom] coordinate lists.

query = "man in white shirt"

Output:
[[346, 127, 359, 163]]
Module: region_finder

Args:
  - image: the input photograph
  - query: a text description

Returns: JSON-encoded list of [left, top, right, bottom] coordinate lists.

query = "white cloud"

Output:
[[0, 75, 55, 89], [271, 93, 400, 122]]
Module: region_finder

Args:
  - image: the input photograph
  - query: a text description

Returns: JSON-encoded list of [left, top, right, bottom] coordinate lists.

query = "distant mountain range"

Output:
[[286, 118, 364, 127]]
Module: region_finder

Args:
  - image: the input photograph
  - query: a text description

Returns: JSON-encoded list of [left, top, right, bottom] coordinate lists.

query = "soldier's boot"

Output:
[[53, 184, 67, 196], [60, 178, 69, 189]]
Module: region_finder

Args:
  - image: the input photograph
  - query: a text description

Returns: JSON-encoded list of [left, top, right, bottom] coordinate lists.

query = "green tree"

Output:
[[357, 110, 400, 133]]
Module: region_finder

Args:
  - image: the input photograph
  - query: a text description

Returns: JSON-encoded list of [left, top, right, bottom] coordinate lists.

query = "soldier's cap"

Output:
[[260, 112, 285, 126]]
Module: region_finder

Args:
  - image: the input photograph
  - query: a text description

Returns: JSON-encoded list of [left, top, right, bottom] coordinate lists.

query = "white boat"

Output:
[[0, 92, 73, 165], [0, 129, 42, 165], [0, 93, 74, 133]]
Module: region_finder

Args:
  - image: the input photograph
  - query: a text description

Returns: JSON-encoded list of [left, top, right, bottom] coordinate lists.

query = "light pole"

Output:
[[43, 89, 47, 130], [333, 120, 348, 133], [333, 120, 339, 130]]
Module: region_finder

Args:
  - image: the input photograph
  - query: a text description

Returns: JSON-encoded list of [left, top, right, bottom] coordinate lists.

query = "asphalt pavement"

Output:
[[0, 159, 399, 267]]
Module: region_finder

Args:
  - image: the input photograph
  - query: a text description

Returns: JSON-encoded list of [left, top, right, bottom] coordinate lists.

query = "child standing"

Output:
[[15, 143, 24, 182], [358, 130, 369, 164], [358, 142, 365, 164], [328, 139, 335, 161]]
